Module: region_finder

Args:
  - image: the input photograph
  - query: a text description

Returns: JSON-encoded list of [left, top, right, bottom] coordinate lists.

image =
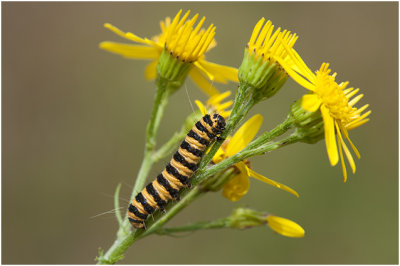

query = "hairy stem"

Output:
[[155, 219, 228, 235], [98, 79, 173, 264]]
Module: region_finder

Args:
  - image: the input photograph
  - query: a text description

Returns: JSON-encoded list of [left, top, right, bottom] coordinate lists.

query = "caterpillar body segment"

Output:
[[128, 114, 226, 229]]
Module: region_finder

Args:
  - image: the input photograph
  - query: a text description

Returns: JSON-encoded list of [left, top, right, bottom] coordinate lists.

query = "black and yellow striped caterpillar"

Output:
[[128, 113, 226, 229]]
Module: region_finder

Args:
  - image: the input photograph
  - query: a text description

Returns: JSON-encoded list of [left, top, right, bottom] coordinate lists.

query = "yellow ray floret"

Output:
[[247, 18, 298, 64]]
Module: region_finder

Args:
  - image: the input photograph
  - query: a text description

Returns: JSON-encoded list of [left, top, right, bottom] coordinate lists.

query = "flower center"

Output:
[[314, 69, 355, 124]]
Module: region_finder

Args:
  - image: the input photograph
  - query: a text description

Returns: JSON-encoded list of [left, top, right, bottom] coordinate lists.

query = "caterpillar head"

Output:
[[211, 113, 226, 134]]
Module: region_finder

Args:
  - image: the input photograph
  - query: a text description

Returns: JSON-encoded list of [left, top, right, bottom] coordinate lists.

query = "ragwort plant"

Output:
[[96, 10, 370, 264]]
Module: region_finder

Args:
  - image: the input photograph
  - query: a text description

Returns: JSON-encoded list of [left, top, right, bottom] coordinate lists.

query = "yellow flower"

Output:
[[195, 90, 233, 119], [265, 215, 305, 238], [100, 10, 238, 96], [277, 45, 371, 181], [212, 114, 299, 201], [238, 17, 299, 101]]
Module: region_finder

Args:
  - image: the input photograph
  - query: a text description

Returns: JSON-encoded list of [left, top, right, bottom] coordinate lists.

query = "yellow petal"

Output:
[[216, 100, 233, 112], [249, 18, 265, 46], [206, 90, 231, 106], [265, 215, 305, 238], [193, 61, 215, 81], [345, 88, 359, 99], [212, 136, 231, 163], [346, 118, 370, 131], [144, 60, 158, 80], [99, 42, 159, 59], [212, 147, 225, 164], [321, 105, 339, 166], [301, 94, 322, 112], [345, 135, 361, 160], [197, 59, 239, 83], [222, 162, 250, 201], [188, 68, 219, 96], [194, 100, 207, 116], [248, 168, 299, 197], [345, 110, 371, 130], [276, 41, 316, 88], [226, 114, 263, 157], [104, 23, 149, 45], [339, 124, 360, 159], [348, 94, 364, 107], [337, 132, 348, 182], [335, 122, 356, 175], [220, 110, 231, 119]]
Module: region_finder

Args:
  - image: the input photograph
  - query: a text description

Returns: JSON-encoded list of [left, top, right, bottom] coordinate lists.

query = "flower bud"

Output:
[[227, 208, 266, 229], [290, 98, 324, 144], [265, 215, 305, 238], [238, 49, 288, 103]]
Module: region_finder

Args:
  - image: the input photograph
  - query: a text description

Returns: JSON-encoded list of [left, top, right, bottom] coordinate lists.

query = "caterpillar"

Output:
[[128, 113, 226, 229]]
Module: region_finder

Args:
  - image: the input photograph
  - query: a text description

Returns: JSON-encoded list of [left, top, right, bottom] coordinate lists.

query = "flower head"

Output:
[[212, 114, 299, 201], [277, 44, 371, 181], [100, 10, 238, 96], [238, 18, 298, 102]]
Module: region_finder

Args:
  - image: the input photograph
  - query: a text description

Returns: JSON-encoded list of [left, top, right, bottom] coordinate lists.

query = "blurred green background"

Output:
[[3, 2, 398, 264]]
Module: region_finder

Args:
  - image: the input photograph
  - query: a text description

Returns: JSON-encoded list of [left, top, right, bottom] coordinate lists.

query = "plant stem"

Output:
[[155, 219, 228, 235], [195, 133, 301, 183], [245, 114, 294, 151], [113, 184, 123, 230], [196, 83, 254, 178], [153, 128, 186, 162], [140, 187, 203, 237], [98, 79, 173, 264]]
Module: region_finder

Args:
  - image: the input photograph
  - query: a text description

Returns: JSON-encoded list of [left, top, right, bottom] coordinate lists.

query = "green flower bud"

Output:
[[227, 208, 266, 229], [238, 49, 288, 103], [290, 98, 324, 144]]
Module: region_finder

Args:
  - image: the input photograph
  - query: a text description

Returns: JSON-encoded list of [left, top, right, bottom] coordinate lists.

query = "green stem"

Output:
[[245, 114, 294, 151], [113, 184, 123, 230], [124, 79, 173, 222], [155, 219, 228, 235], [97, 232, 139, 264], [98, 78, 173, 264], [196, 83, 255, 178], [145, 79, 172, 152], [195, 133, 301, 183], [130, 79, 172, 203], [201, 167, 236, 191], [153, 128, 186, 162], [140, 187, 203, 237]]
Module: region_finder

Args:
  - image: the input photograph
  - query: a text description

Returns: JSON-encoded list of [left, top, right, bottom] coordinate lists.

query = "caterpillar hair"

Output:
[[128, 113, 226, 229]]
